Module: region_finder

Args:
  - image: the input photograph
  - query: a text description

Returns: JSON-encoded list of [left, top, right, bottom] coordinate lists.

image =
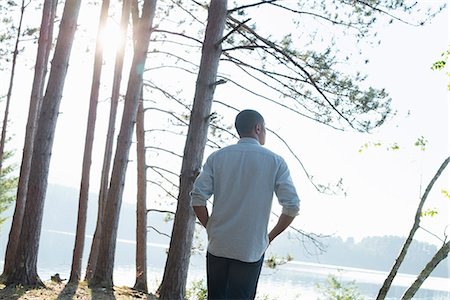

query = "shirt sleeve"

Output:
[[274, 159, 300, 217], [190, 155, 214, 207]]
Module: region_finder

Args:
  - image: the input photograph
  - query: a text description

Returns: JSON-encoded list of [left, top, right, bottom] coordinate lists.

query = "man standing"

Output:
[[191, 109, 300, 300]]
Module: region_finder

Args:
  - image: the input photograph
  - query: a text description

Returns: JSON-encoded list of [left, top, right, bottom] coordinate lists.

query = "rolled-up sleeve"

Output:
[[190, 156, 214, 206], [275, 159, 300, 217]]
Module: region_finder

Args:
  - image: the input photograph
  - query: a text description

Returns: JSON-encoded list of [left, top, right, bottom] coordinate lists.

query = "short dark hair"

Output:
[[235, 109, 264, 137]]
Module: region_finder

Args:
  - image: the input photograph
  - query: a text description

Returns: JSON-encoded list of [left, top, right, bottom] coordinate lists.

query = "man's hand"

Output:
[[193, 206, 209, 228], [268, 214, 295, 243]]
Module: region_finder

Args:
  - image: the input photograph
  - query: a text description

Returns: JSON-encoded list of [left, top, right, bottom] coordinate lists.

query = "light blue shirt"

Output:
[[191, 138, 300, 262]]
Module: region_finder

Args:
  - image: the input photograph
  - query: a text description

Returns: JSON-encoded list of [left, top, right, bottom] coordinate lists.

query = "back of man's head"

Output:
[[235, 109, 264, 137]]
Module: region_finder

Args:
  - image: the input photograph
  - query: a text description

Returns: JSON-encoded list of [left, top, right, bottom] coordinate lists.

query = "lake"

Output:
[[1, 229, 449, 299]]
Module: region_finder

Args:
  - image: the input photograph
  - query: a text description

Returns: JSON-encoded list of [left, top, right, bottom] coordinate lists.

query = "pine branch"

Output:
[[148, 165, 180, 178], [271, 211, 328, 255], [147, 225, 171, 239], [268, 2, 364, 31], [228, 0, 277, 14], [153, 29, 203, 44], [144, 80, 192, 111], [143, 107, 189, 126], [227, 15, 356, 130], [350, 0, 424, 26], [147, 180, 178, 201], [147, 50, 199, 68], [145, 64, 198, 75], [216, 74, 345, 131], [419, 226, 446, 244], [148, 208, 175, 215], [145, 146, 183, 159], [217, 18, 251, 45]]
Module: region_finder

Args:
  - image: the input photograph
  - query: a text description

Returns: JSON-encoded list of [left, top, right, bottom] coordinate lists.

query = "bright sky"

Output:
[[1, 1, 449, 247]]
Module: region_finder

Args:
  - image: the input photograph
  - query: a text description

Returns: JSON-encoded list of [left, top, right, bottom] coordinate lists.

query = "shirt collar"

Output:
[[238, 137, 261, 145]]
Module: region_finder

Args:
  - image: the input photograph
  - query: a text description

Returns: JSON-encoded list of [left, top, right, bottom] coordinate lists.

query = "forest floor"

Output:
[[0, 281, 159, 299]]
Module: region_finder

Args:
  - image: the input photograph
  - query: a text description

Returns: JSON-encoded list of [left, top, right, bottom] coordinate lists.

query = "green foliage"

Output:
[[358, 136, 431, 153], [0, 2, 17, 64], [186, 279, 207, 300], [414, 136, 428, 151], [421, 189, 450, 217], [421, 207, 438, 218], [221, 1, 446, 132], [431, 46, 450, 90], [0, 148, 18, 227], [431, 48, 449, 71], [0, 0, 40, 71], [357, 141, 399, 153], [264, 254, 293, 269], [316, 274, 364, 300]]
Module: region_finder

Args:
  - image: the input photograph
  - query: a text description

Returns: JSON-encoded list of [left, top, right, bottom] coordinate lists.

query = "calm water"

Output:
[[1, 229, 449, 299]]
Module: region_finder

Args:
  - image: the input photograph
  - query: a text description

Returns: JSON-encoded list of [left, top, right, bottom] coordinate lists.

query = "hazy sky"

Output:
[[2, 1, 449, 247]]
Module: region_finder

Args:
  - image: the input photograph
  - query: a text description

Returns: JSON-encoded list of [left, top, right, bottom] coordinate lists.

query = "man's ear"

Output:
[[255, 123, 261, 134]]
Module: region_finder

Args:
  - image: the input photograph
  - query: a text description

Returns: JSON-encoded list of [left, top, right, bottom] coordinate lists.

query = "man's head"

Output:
[[235, 109, 266, 145]]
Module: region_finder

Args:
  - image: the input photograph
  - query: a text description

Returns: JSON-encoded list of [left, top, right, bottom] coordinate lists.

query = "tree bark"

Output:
[[4, 0, 82, 286], [376, 156, 450, 299], [85, 0, 131, 282], [133, 92, 148, 292], [1, 0, 56, 280], [69, 0, 111, 284], [157, 1, 227, 299], [88, 0, 157, 289], [401, 240, 450, 299]]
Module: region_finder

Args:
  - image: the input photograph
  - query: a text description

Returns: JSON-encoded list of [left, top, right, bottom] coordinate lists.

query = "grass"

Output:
[[0, 281, 158, 299]]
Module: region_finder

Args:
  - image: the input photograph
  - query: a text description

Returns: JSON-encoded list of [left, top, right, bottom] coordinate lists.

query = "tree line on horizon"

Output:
[[0, 0, 448, 299]]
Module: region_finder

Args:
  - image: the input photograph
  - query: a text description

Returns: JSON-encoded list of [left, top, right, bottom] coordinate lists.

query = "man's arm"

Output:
[[268, 213, 295, 243], [193, 206, 209, 228]]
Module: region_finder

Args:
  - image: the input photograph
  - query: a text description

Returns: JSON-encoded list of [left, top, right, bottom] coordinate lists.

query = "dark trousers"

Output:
[[206, 252, 264, 300]]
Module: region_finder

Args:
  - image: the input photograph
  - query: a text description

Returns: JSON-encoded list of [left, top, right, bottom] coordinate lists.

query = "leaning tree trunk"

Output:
[[376, 156, 450, 299], [0, 0, 25, 174], [1, 0, 56, 280], [88, 0, 157, 289], [157, 1, 227, 299], [69, 0, 111, 284], [85, 0, 131, 282], [4, 0, 81, 286], [401, 240, 450, 299], [133, 92, 148, 292]]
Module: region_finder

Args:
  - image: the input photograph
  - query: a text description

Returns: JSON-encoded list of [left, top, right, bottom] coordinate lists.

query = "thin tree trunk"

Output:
[[0, 0, 25, 173], [133, 91, 148, 292], [69, 0, 111, 284], [89, 0, 157, 289], [401, 240, 450, 299], [4, 0, 82, 286], [85, 0, 131, 281], [376, 156, 450, 299], [158, 1, 227, 299], [1, 0, 56, 280]]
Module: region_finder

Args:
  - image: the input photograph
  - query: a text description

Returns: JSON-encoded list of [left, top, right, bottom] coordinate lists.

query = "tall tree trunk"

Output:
[[4, 0, 82, 287], [89, 0, 157, 289], [133, 92, 148, 292], [401, 240, 450, 299], [157, 1, 227, 299], [85, 0, 131, 282], [0, 0, 25, 173], [1, 0, 57, 280], [69, 0, 111, 284], [376, 156, 450, 299]]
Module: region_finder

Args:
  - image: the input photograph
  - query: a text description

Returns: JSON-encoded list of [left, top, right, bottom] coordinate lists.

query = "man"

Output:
[[191, 109, 300, 300]]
